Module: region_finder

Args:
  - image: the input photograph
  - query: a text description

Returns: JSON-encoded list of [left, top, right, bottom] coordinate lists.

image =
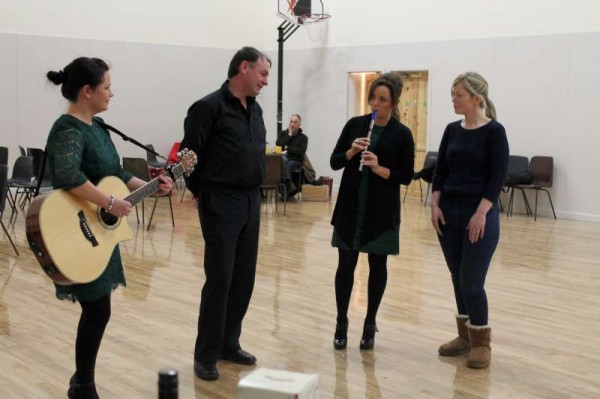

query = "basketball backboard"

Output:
[[277, 0, 331, 25]]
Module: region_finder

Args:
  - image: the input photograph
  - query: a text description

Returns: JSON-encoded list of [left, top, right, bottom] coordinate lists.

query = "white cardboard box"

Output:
[[237, 368, 319, 399]]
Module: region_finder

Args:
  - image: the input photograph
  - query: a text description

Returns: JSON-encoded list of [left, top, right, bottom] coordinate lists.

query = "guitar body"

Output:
[[25, 148, 197, 286], [26, 176, 134, 285]]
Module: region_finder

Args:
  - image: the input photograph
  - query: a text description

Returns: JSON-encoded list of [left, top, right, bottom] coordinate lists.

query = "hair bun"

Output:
[[47, 70, 66, 85]]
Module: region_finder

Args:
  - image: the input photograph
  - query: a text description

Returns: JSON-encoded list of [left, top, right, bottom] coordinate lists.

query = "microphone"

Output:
[[358, 111, 377, 171]]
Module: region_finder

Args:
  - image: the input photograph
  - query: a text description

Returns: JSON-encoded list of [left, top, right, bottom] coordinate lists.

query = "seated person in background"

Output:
[[276, 114, 308, 197]]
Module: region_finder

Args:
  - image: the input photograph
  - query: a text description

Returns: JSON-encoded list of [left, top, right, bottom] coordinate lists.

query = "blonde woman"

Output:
[[431, 72, 509, 368]]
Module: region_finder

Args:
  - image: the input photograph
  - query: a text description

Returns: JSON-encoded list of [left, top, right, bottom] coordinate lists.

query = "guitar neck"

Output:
[[124, 163, 183, 206]]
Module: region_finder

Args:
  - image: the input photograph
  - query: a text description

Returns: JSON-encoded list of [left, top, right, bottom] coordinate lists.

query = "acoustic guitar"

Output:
[[25, 149, 197, 285]]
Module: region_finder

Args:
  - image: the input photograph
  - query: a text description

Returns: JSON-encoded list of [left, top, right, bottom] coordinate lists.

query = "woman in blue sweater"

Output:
[[431, 72, 509, 368], [330, 73, 414, 350]]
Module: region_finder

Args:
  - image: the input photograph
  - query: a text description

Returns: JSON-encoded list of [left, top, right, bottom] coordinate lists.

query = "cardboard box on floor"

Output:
[[301, 184, 329, 201], [237, 368, 319, 399]]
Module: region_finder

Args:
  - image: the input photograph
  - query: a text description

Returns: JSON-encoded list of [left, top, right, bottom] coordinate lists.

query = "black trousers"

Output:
[[194, 185, 261, 363]]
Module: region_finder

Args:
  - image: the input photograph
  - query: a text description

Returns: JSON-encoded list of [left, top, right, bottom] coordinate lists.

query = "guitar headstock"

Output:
[[178, 148, 197, 176]]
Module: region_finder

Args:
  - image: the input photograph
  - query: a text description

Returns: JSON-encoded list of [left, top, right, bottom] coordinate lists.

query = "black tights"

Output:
[[335, 249, 388, 326], [75, 295, 111, 384]]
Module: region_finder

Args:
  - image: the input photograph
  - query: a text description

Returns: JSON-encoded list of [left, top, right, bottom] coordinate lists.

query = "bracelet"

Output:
[[107, 195, 115, 212]]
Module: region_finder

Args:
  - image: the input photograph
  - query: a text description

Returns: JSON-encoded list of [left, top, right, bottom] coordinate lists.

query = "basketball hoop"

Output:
[[297, 12, 331, 25], [277, 0, 331, 43]]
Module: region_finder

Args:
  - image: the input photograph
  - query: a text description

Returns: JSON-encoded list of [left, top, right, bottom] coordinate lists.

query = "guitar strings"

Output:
[[97, 162, 188, 224]]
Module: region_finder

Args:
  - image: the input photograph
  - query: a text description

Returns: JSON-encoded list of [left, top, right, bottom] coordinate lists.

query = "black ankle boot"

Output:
[[360, 324, 378, 350], [67, 374, 99, 399], [334, 321, 349, 350]]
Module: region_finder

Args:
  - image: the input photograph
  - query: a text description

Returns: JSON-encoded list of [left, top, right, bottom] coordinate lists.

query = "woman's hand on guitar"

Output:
[[155, 174, 173, 195], [109, 198, 132, 218]]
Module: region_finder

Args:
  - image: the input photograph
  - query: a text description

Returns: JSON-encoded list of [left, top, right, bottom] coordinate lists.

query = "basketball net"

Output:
[[277, 0, 331, 43], [298, 13, 330, 42]]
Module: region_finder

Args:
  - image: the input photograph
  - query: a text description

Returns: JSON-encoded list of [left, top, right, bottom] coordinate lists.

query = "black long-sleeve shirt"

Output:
[[276, 129, 308, 162], [181, 81, 266, 193], [432, 120, 509, 202]]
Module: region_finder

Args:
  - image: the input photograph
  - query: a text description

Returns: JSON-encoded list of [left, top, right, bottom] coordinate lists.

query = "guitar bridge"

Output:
[[78, 210, 99, 247]]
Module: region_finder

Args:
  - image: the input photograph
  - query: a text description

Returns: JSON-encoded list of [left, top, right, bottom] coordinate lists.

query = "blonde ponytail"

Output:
[[452, 72, 496, 120]]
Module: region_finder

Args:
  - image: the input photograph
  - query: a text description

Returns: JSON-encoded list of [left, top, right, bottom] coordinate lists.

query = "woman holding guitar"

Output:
[[45, 57, 172, 398]]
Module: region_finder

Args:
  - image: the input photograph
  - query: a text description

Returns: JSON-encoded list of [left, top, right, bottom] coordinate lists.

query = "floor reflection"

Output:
[[439, 355, 491, 399], [0, 262, 15, 337], [333, 350, 349, 399], [361, 350, 382, 399]]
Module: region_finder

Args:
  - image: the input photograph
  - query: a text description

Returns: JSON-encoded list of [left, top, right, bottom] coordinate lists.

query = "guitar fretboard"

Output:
[[123, 164, 183, 206]]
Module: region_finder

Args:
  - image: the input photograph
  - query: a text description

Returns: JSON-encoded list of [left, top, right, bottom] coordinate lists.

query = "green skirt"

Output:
[[55, 246, 126, 302]]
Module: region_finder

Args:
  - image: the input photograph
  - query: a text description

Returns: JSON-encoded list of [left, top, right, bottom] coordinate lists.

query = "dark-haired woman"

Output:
[[431, 72, 508, 369], [330, 73, 414, 350], [46, 57, 172, 398]]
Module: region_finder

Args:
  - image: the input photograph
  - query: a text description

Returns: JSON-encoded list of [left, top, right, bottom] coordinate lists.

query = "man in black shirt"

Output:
[[181, 46, 271, 381], [276, 114, 308, 196]]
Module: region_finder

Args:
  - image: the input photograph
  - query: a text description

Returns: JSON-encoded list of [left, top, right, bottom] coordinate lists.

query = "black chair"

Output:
[[6, 156, 35, 218], [146, 144, 167, 169], [513, 156, 556, 221], [0, 146, 8, 166], [27, 147, 45, 176], [27, 147, 49, 196], [123, 157, 146, 225], [261, 154, 286, 215], [18, 146, 26, 156], [403, 151, 437, 206], [505, 155, 533, 217], [123, 157, 174, 230], [32, 153, 53, 197], [0, 164, 19, 255]]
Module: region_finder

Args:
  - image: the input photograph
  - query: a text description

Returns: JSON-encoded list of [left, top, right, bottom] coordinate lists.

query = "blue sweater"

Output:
[[432, 120, 509, 202]]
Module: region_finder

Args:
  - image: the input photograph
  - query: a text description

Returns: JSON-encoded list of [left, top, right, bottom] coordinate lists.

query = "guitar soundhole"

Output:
[[99, 209, 119, 228]]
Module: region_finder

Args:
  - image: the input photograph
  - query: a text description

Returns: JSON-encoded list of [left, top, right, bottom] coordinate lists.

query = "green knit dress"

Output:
[[332, 125, 400, 255], [46, 115, 133, 302]]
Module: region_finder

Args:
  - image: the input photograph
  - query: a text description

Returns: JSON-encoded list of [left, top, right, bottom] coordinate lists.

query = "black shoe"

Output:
[[194, 361, 219, 381], [334, 321, 348, 350], [360, 324, 378, 350], [67, 377, 99, 399], [220, 349, 257, 365], [69, 373, 77, 387]]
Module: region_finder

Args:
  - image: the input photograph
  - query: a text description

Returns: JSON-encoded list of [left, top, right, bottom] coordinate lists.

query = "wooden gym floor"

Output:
[[1, 188, 599, 398]]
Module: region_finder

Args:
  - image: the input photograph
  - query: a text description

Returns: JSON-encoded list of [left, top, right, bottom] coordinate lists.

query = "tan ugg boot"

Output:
[[438, 315, 470, 356], [466, 321, 491, 368]]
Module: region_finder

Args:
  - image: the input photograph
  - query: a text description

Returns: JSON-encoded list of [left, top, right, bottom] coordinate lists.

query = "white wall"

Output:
[[262, 0, 600, 50], [261, 32, 600, 222], [0, 33, 234, 164], [0, 0, 265, 49], [1, 1, 600, 221], [4, 1, 600, 51]]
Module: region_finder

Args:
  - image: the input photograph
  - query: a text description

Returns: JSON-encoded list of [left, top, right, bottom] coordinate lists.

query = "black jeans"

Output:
[[437, 196, 500, 326], [194, 185, 260, 364]]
